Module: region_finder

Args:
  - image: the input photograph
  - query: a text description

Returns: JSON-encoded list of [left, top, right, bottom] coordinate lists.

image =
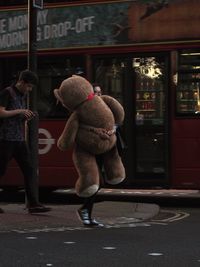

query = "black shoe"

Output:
[[77, 209, 104, 227], [28, 205, 51, 214], [0, 208, 4, 214], [77, 208, 91, 226], [90, 219, 104, 227]]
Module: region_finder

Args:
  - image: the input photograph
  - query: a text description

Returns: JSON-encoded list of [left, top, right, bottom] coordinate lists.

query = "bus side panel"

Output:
[[39, 167, 77, 187], [171, 119, 200, 188], [0, 164, 24, 187], [38, 120, 78, 188], [0, 120, 78, 189]]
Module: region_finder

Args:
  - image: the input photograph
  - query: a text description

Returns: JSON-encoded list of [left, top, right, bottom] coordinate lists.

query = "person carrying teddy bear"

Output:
[[54, 75, 126, 227]]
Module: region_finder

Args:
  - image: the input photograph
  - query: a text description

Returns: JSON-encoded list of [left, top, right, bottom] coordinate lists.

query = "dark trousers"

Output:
[[0, 140, 39, 206]]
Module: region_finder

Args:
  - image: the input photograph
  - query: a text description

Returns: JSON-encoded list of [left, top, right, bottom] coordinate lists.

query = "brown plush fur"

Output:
[[54, 75, 126, 197]]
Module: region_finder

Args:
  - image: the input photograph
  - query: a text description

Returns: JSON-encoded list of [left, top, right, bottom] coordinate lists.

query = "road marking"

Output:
[[25, 236, 38, 239], [11, 226, 92, 233], [103, 247, 116, 250], [152, 210, 190, 223], [150, 222, 168, 225], [148, 253, 163, 256]]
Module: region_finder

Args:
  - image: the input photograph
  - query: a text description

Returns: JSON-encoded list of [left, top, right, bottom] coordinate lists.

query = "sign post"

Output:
[[27, 0, 43, 200]]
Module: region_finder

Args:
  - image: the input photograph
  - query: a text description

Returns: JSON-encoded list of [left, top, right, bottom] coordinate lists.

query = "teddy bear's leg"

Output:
[[73, 146, 100, 197], [103, 145, 126, 185]]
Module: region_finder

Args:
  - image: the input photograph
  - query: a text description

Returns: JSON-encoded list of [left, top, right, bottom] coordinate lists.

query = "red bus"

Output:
[[0, 0, 200, 191]]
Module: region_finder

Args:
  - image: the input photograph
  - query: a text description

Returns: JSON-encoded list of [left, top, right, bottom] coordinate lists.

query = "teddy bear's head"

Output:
[[54, 75, 94, 111]]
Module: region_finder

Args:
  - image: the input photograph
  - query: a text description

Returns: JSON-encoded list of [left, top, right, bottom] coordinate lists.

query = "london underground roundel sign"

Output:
[[38, 128, 55, 155]]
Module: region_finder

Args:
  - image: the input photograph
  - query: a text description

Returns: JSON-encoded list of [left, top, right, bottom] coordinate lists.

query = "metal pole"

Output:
[[28, 0, 37, 73], [27, 0, 39, 190]]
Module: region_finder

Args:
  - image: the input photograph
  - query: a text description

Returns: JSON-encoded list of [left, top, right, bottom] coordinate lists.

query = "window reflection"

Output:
[[134, 56, 166, 175], [37, 56, 85, 119], [134, 57, 165, 126], [177, 50, 200, 115], [94, 58, 125, 104]]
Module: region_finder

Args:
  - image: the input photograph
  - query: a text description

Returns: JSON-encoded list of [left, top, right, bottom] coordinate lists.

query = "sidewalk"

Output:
[[0, 201, 159, 233], [0, 187, 199, 233]]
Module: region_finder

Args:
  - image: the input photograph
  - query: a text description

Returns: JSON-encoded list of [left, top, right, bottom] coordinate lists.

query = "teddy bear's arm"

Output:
[[57, 112, 79, 151], [101, 95, 125, 125]]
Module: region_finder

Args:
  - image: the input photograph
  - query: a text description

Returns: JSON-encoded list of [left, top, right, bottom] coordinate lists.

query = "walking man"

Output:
[[0, 70, 51, 214]]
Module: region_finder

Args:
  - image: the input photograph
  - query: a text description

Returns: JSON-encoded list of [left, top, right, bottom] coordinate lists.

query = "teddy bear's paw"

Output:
[[106, 177, 125, 185], [79, 185, 99, 197]]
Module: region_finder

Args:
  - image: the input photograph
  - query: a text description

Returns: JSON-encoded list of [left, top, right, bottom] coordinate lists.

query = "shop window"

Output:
[[177, 50, 200, 116]]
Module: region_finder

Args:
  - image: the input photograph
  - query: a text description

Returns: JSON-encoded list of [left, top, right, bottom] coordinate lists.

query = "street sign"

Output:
[[33, 0, 43, 9]]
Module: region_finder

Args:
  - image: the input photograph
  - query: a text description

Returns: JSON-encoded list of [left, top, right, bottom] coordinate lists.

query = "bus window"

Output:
[[177, 50, 200, 116], [93, 57, 125, 104], [37, 55, 85, 119], [37, 73, 69, 119]]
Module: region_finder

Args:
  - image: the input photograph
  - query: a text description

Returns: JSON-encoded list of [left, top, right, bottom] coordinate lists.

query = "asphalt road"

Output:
[[0, 190, 200, 267], [0, 207, 199, 267]]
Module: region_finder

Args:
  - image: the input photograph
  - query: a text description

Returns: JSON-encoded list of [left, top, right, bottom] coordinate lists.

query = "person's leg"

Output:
[[77, 154, 104, 227], [79, 190, 97, 217], [96, 154, 105, 186], [14, 141, 39, 206], [79, 154, 104, 211], [73, 146, 102, 226], [0, 140, 15, 213], [14, 141, 51, 213], [78, 191, 103, 226], [0, 141, 14, 177]]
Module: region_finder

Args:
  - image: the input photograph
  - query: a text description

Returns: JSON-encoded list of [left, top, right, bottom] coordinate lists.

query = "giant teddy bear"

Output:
[[54, 75, 126, 197]]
